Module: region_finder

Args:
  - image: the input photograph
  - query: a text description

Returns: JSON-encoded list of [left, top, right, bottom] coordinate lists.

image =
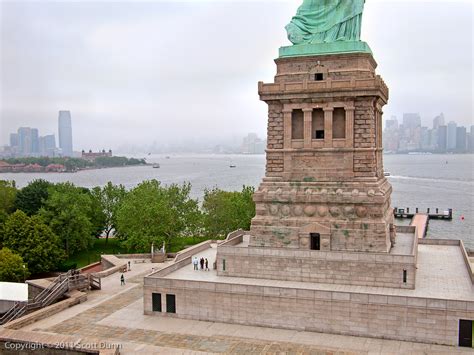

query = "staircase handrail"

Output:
[[0, 302, 27, 325], [33, 270, 72, 303], [0, 269, 91, 326], [40, 277, 69, 307]]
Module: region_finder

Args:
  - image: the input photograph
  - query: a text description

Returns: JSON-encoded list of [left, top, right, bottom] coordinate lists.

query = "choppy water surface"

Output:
[[2, 154, 472, 249]]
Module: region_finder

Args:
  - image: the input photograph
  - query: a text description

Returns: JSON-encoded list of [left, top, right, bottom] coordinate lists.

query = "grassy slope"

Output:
[[67, 236, 211, 268]]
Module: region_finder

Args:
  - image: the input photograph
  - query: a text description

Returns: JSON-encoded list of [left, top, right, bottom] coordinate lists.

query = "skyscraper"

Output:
[[470, 126, 474, 153], [17, 127, 32, 156], [437, 125, 447, 152], [403, 113, 421, 129], [39, 134, 56, 157], [433, 113, 445, 130], [385, 117, 398, 130], [9, 133, 19, 148], [58, 111, 73, 157], [447, 121, 457, 151], [456, 126, 467, 152], [31, 128, 39, 154]]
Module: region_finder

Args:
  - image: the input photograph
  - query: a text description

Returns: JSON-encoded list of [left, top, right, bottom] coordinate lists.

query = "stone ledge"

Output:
[[174, 240, 215, 263], [93, 255, 127, 278], [143, 284, 474, 347], [144, 281, 474, 311], [3, 290, 87, 330]]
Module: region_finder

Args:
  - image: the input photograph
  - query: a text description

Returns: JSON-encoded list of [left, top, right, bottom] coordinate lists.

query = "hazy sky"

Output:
[[1, 0, 473, 150]]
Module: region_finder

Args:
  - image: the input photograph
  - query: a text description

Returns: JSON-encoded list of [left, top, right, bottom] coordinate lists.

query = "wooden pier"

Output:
[[410, 214, 429, 239], [393, 207, 453, 220]]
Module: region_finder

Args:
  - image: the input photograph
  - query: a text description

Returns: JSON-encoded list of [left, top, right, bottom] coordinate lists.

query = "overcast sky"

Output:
[[0, 0, 472, 150]]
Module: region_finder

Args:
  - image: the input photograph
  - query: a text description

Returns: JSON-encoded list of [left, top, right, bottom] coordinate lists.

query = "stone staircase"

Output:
[[0, 270, 101, 326]]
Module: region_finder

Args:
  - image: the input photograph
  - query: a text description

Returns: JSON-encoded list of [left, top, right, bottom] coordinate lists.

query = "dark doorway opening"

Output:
[[315, 73, 324, 81], [459, 319, 472, 347], [310, 233, 321, 251], [152, 293, 162, 312], [315, 130, 325, 139], [166, 294, 176, 314]]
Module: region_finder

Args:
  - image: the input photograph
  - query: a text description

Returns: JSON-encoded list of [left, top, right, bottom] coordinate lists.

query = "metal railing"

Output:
[[0, 269, 99, 326]]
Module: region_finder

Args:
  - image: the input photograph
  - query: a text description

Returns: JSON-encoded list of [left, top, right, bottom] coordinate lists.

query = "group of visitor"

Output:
[[192, 256, 210, 271]]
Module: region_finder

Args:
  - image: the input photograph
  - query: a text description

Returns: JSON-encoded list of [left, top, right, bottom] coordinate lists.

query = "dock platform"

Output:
[[410, 213, 429, 239], [394, 207, 453, 220]]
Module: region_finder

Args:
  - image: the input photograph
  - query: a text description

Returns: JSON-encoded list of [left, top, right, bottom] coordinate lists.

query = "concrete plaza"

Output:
[[6, 257, 471, 354]]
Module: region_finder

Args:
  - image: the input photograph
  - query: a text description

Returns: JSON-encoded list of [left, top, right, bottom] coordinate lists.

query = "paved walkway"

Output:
[[14, 258, 472, 354]]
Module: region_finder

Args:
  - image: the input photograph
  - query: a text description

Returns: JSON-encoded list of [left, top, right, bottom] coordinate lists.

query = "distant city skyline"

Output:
[[1, 1, 472, 150], [383, 113, 474, 154], [3, 110, 74, 158]]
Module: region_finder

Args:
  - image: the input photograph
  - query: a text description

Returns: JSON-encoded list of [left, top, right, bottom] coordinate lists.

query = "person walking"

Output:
[[205, 258, 209, 271], [120, 274, 125, 286], [200, 257, 204, 270], [128, 261, 131, 271], [192, 257, 198, 270]]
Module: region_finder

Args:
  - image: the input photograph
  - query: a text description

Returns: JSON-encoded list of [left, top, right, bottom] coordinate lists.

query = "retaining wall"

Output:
[[4, 291, 87, 331], [144, 279, 474, 347], [217, 245, 416, 289], [93, 256, 127, 278]]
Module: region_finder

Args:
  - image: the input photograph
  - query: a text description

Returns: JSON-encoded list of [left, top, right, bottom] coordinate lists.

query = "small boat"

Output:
[[229, 164, 237, 168], [384, 172, 391, 177], [153, 164, 160, 169]]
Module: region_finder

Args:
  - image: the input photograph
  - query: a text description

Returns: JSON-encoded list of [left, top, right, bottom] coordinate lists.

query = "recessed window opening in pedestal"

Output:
[[152, 293, 162, 312], [310, 233, 321, 251], [292, 109, 304, 139], [315, 73, 324, 81], [459, 319, 473, 347], [333, 108, 346, 139], [403, 269, 407, 283], [166, 294, 176, 313], [312, 109, 324, 139]]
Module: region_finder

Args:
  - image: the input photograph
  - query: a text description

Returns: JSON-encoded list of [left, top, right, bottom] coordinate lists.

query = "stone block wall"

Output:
[[250, 179, 394, 253], [274, 53, 378, 83], [216, 246, 416, 289], [353, 98, 383, 178], [288, 151, 354, 181], [266, 102, 284, 177], [254, 51, 393, 253], [143, 279, 474, 347]]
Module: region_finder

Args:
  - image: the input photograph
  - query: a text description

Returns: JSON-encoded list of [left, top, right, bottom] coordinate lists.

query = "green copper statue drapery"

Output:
[[286, 0, 365, 45]]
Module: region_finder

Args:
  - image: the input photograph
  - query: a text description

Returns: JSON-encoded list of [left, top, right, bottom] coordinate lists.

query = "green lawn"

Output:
[[67, 238, 131, 268], [66, 236, 213, 268]]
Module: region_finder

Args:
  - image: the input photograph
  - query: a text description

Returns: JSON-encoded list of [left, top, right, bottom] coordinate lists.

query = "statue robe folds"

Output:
[[286, 0, 365, 45]]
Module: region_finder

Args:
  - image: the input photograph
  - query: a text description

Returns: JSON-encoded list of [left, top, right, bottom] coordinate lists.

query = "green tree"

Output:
[[14, 179, 53, 215], [0, 210, 7, 241], [2, 210, 64, 274], [39, 183, 95, 256], [0, 180, 17, 214], [92, 182, 127, 243], [116, 180, 201, 252], [84, 188, 107, 239], [202, 186, 256, 239], [0, 248, 29, 282]]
